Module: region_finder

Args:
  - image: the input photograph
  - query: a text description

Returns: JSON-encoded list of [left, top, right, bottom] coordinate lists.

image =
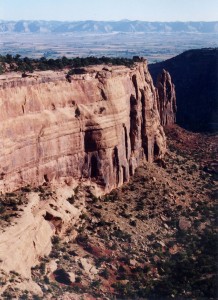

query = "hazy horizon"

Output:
[[1, 19, 218, 23], [0, 0, 217, 22]]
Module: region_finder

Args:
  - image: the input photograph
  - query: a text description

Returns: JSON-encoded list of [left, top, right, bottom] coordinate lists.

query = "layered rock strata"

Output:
[[156, 69, 177, 126], [0, 61, 166, 194]]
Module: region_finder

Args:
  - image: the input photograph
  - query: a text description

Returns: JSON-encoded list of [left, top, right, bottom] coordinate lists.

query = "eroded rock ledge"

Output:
[[156, 69, 177, 126], [0, 61, 166, 194]]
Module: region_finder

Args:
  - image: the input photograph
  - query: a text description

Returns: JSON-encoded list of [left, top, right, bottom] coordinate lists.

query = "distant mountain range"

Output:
[[0, 20, 218, 33]]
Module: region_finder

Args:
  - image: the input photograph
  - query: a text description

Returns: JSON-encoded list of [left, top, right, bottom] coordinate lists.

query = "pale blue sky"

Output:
[[0, 0, 217, 21]]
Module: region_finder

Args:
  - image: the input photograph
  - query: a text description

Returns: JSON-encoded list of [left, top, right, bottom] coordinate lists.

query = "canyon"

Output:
[[0, 58, 216, 299], [0, 60, 174, 293]]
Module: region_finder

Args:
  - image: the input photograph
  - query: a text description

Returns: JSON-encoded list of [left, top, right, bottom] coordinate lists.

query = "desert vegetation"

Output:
[[0, 54, 135, 74], [0, 126, 217, 299]]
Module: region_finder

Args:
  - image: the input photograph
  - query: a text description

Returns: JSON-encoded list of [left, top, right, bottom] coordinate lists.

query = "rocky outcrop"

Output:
[[0, 61, 166, 194], [156, 69, 177, 126], [0, 185, 85, 279]]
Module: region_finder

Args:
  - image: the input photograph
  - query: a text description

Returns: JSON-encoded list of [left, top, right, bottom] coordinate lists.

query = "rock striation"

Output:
[[156, 69, 177, 126], [0, 61, 166, 194]]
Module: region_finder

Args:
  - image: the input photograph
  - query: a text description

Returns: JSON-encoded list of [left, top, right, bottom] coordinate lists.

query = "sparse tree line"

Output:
[[0, 54, 142, 75]]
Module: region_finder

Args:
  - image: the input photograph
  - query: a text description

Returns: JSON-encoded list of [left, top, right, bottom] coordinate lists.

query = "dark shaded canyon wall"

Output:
[[0, 62, 166, 193], [149, 48, 218, 132]]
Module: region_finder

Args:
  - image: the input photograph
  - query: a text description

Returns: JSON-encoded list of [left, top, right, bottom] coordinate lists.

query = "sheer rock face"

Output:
[[156, 69, 177, 126], [0, 62, 166, 193], [149, 49, 218, 132]]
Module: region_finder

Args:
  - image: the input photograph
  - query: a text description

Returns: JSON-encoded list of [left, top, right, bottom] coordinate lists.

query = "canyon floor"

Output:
[[0, 125, 217, 300]]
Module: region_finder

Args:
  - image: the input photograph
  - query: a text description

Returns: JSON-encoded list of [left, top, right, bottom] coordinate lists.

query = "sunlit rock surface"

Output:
[[0, 61, 166, 194]]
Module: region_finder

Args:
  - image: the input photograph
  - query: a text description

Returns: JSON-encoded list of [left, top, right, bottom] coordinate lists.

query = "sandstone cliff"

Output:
[[0, 61, 166, 290], [0, 61, 166, 194], [156, 69, 177, 126]]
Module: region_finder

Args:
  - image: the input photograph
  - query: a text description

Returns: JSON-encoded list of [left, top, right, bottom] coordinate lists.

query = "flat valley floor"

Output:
[[1, 32, 218, 62]]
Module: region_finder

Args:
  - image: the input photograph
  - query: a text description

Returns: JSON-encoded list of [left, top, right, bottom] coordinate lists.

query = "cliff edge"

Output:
[[0, 61, 166, 194]]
